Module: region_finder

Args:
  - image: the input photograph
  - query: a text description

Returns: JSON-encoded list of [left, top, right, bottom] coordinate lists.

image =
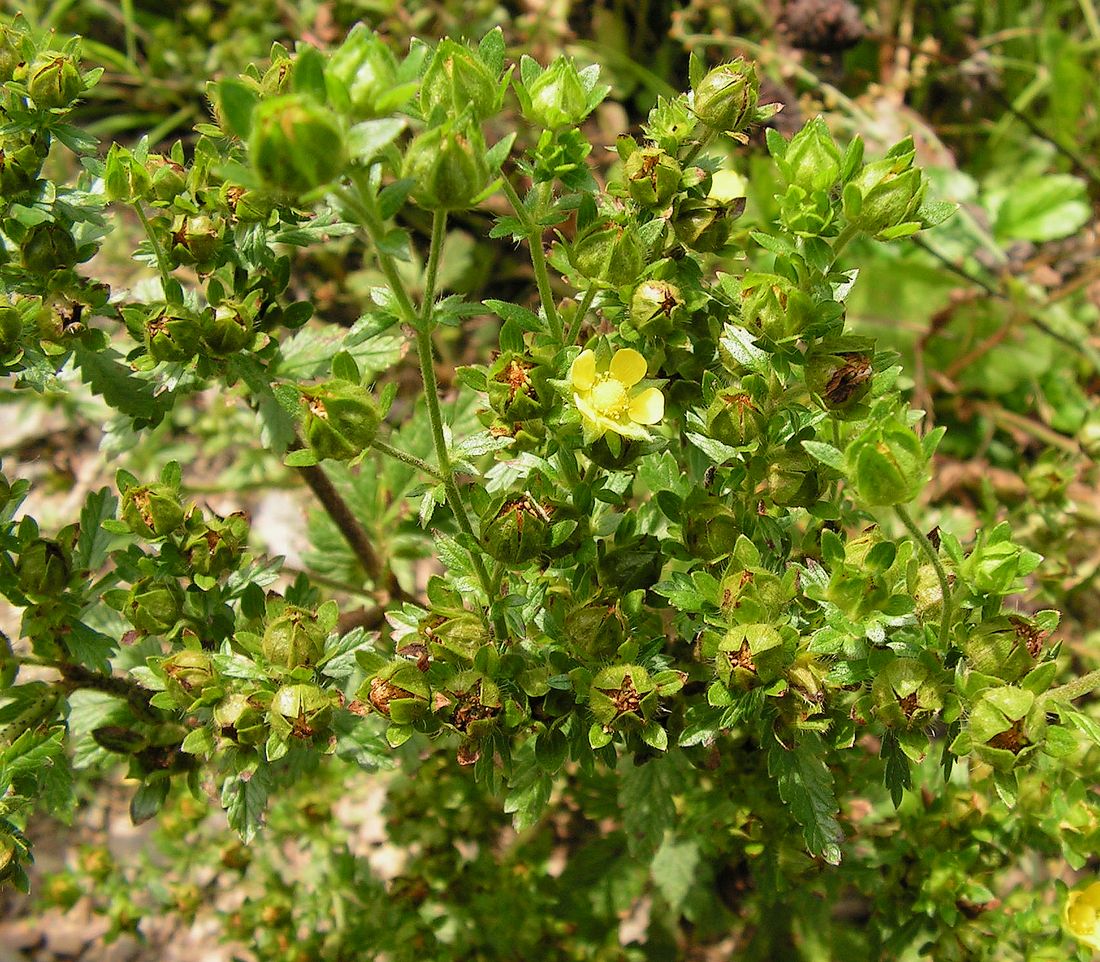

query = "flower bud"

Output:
[[146, 155, 187, 203], [144, 304, 203, 363], [630, 280, 685, 336], [483, 496, 551, 565], [202, 301, 255, 355], [740, 273, 813, 341], [564, 601, 625, 660], [439, 671, 502, 739], [261, 605, 326, 669], [260, 57, 294, 97], [124, 577, 184, 634], [965, 685, 1043, 771], [623, 147, 681, 207], [120, 483, 185, 539], [360, 661, 431, 724], [845, 421, 929, 507], [706, 391, 764, 447], [763, 450, 823, 508], [486, 353, 550, 421], [219, 183, 272, 223], [523, 56, 591, 129], [104, 144, 152, 203], [805, 347, 873, 410], [327, 25, 400, 120], [962, 534, 1040, 595], [170, 215, 222, 270], [418, 607, 487, 663], [589, 664, 657, 727], [301, 381, 381, 461], [681, 493, 739, 561], [20, 223, 78, 273], [269, 683, 334, 739], [672, 197, 738, 252], [777, 118, 841, 192], [0, 132, 48, 196], [420, 39, 499, 121], [846, 141, 926, 237], [249, 94, 346, 195], [214, 692, 267, 745], [403, 125, 488, 212], [871, 657, 943, 728], [692, 59, 759, 133], [183, 512, 249, 578], [716, 623, 785, 688], [0, 303, 22, 357], [26, 53, 82, 109], [16, 538, 71, 598], [162, 650, 217, 709], [0, 24, 22, 83], [962, 616, 1044, 682], [568, 222, 643, 288]]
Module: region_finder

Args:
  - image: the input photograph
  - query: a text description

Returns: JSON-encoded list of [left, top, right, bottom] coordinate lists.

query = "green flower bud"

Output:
[[261, 605, 326, 669], [965, 686, 1043, 771], [846, 141, 926, 237], [630, 280, 686, 336], [301, 381, 381, 461], [778, 184, 836, 237], [623, 148, 682, 207], [202, 302, 255, 355], [483, 496, 551, 565], [260, 57, 294, 97], [20, 223, 78, 273], [692, 59, 759, 133], [0, 303, 22, 356], [269, 684, 334, 739], [162, 650, 217, 709], [26, 53, 83, 109], [778, 118, 841, 191], [569, 222, 643, 287], [805, 347, 873, 410], [420, 39, 500, 121], [1077, 412, 1100, 459], [486, 352, 550, 420], [682, 493, 739, 561], [16, 539, 71, 598], [120, 483, 185, 539], [871, 657, 943, 728], [716, 623, 785, 688], [144, 304, 203, 363], [589, 664, 657, 727], [912, 563, 943, 622], [439, 671, 502, 739], [183, 512, 249, 578], [418, 607, 488, 663], [170, 215, 222, 270], [962, 534, 1040, 595], [360, 661, 431, 724], [146, 155, 188, 203], [220, 183, 272, 223], [0, 24, 23, 83], [327, 25, 400, 120], [124, 577, 184, 634], [845, 421, 929, 507], [249, 94, 346, 195], [740, 273, 813, 341], [672, 197, 739, 252], [523, 57, 591, 129], [706, 391, 764, 447], [564, 601, 626, 660], [214, 692, 267, 745], [962, 616, 1045, 682], [763, 450, 823, 508], [104, 144, 153, 203], [1025, 454, 1073, 503], [403, 125, 489, 212], [0, 133, 48, 196]]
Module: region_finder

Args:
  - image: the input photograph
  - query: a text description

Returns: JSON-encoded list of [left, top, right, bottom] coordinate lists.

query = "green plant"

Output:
[[2, 14, 1100, 960]]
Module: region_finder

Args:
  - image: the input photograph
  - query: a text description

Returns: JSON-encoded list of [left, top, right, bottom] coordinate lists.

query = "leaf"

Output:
[[719, 325, 770, 374], [651, 836, 700, 912], [347, 118, 406, 163], [768, 734, 843, 864], [880, 730, 911, 808], [994, 174, 1091, 242], [213, 79, 258, 138], [72, 346, 168, 427], [221, 764, 273, 843], [503, 740, 552, 831], [483, 299, 543, 331], [129, 778, 169, 824], [802, 440, 846, 472], [74, 487, 117, 571], [686, 432, 740, 465], [619, 753, 680, 858]]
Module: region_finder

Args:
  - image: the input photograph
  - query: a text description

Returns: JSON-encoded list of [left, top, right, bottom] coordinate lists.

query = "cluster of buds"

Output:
[[587, 664, 684, 750]]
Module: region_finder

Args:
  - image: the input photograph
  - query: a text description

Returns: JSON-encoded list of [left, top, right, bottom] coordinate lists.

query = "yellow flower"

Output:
[[1065, 881, 1100, 950], [570, 348, 664, 442]]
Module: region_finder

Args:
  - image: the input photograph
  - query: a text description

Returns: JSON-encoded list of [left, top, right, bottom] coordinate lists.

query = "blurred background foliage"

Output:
[[4, 0, 1100, 959]]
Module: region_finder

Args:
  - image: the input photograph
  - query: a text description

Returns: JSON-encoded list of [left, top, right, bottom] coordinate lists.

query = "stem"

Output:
[[132, 203, 173, 296], [57, 662, 157, 722], [831, 223, 860, 263], [500, 176, 564, 343], [371, 439, 444, 482], [565, 286, 599, 345], [1042, 668, 1100, 706], [895, 504, 953, 648], [681, 127, 718, 166]]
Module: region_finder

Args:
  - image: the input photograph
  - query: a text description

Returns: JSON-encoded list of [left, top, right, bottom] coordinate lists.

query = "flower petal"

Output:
[[570, 350, 597, 391], [609, 348, 647, 387], [574, 393, 611, 438], [629, 387, 664, 425]]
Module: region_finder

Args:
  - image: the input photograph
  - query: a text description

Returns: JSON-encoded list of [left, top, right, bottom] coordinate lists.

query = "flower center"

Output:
[[590, 376, 628, 417]]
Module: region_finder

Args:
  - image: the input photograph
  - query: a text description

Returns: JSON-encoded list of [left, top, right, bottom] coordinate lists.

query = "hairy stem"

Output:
[[132, 203, 173, 296], [895, 504, 953, 648], [57, 662, 157, 722], [371, 439, 445, 482], [500, 175, 564, 343], [1042, 668, 1100, 706], [564, 286, 599, 345]]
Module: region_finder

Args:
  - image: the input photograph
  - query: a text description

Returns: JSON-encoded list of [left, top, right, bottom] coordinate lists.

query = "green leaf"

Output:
[[768, 734, 843, 864], [802, 440, 846, 472], [221, 764, 272, 843], [651, 836, 700, 912], [347, 118, 406, 163], [130, 778, 169, 824], [74, 487, 117, 571], [72, 345, 168, 427], [719, 325, 770, 374], [994, 174, 1091, 243], [880, 730, 911, 808], [503, 741, 552, 831], [214, 79, 259, 138], [620, 753, 680, 858]]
